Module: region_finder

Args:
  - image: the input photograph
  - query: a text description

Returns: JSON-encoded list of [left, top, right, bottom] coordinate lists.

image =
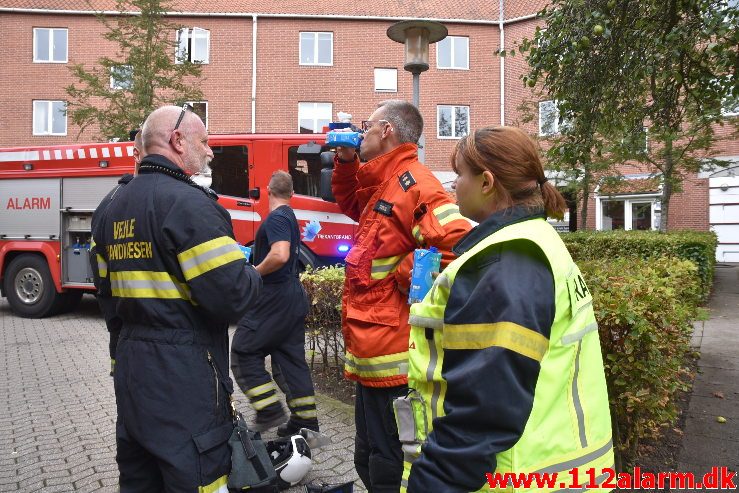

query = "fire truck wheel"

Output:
[[3, 254, 63, 318]]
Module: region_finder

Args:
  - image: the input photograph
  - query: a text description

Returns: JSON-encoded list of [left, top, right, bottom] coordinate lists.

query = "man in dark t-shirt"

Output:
[[231, 171, 319, 436]]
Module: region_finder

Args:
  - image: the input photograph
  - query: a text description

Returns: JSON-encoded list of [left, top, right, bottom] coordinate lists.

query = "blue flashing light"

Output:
[[337, 244, 350, 253]]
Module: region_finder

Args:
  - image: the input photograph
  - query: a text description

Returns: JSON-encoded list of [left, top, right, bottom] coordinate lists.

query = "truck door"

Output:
[[210, 143, 255, 245]]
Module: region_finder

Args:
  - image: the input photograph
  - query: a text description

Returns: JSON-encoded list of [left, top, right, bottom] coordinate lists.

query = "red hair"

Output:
[[451, 126, 566, 220]]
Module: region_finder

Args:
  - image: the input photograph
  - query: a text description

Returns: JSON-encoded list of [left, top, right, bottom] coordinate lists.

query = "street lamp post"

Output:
[[387, 20, 447, 163]]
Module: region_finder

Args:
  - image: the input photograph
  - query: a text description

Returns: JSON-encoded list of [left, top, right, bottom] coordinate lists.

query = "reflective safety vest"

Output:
[[399, 218, 614, 492]]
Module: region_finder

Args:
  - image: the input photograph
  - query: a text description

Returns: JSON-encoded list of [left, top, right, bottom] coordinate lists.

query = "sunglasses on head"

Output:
[[174, 103, 192, 131]]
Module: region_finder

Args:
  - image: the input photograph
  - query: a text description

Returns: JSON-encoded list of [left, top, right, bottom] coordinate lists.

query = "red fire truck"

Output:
[[0, 134, 353, 318]]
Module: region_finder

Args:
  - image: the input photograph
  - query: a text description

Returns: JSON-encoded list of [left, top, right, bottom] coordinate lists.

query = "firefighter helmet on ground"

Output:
[[267, 434, 312, 489]]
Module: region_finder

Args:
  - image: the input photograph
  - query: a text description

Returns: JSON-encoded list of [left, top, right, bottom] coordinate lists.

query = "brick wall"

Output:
[[253, 18, 500, 171]]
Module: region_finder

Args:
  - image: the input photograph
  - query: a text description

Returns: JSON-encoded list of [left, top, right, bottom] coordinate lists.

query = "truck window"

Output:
[[288, 145, 322, 197], [209, 145, 249, 198]]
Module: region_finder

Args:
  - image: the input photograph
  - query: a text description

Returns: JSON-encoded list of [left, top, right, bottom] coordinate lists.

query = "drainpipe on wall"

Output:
[[251, 14, 257, 133], [499, 0, 505, 126]]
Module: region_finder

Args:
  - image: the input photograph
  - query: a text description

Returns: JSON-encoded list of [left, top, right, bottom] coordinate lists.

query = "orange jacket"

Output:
[[332, 143, 472, 387]]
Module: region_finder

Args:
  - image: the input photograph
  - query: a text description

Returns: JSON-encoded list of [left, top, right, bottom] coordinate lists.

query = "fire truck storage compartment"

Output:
[[63, 214, 93, 284], [62, 176, 121, 210], [0, 178, 61, 238], [61, 176, 121, 285]]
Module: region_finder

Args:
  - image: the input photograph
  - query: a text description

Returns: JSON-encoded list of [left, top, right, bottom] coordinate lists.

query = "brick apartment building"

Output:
[[1, 0, 737, 258]]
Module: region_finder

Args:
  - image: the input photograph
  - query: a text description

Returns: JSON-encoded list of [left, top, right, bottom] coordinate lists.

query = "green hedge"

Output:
[[581, 257, 701, 466], [300, 266, 345, 374], [562, 230, 717, 299]]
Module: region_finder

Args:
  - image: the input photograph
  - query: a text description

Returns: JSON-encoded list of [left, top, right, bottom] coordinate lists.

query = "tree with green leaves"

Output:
[[66, 0, 204, 141], [520, 0, 737, 231]]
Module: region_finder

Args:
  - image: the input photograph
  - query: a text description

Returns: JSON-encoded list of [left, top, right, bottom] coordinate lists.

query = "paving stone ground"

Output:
[[0, 296, 363, 492]]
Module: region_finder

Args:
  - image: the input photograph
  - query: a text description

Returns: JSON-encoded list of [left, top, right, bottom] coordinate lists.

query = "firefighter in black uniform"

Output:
[[93, 129, 144, 376], [231, 171, 319, 436], [90, 105, 261, 492]]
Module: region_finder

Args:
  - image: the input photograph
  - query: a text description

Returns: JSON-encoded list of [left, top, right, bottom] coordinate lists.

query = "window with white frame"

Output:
[[176, 27, 210, 64], [298, 102, 332, 133], [33, 28, 67, 63], [597, 195, 660, 231], [722, 91, 739, 117], [437, 105, 469, 139], [299, 32, 333, 66], [624, 125, 649, 154], [536, 28, 549, 49], [33, 100, 67, 136], [374, 68, 397, 92], [110, 65, 133, 90], [437, 36, 469, 69], [539, 100, 570, 136], [186, 101, 208, 128]]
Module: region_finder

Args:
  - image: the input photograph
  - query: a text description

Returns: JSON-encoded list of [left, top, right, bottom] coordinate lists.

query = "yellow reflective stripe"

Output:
[[344, 351, 409, 378], [288, 396, 315, 408], [371, 255, 403, 280], [90, 238, 96, 249], [177, 236, 244, 281], [372, 255, 403, 267], [110, 271, 191, 300], [433, 203, 466, 227], [96, 254, 108, 278], [412, 225, 424, 244], [400, 462, 412, 492], [432, 203, 458, 216], [443, 321, 549, 361], [246, 381, 276, 398], [252, 394, 280, 410], [438, 212, 467, 227], [198, 474, 228, 493], [294, 409, 317, 419]]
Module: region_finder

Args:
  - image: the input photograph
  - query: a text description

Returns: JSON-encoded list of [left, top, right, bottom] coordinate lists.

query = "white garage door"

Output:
[[710, 172, 739, 262]]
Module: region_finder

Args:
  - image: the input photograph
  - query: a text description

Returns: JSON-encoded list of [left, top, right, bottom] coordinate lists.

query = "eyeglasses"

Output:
[[174, 103, 192, 131], [361, 119, 390, 132]]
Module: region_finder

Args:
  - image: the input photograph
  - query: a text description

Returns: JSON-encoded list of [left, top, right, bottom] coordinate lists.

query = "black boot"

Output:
[[251, 404, 287, 432], [277, 417, 319, 437]]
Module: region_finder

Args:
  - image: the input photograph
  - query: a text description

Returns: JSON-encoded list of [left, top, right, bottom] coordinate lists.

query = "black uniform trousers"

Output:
[[354, 382, 407, 493], [231, 279, 315, 421], [115, 326, 233, 493]]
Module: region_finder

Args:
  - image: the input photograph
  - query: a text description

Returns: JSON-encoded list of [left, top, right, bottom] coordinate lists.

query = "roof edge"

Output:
[[0, 7, 537, 24]]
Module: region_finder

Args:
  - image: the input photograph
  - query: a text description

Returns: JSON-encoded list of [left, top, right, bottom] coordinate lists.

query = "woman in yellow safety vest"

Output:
[[396, 126, 614, 492]]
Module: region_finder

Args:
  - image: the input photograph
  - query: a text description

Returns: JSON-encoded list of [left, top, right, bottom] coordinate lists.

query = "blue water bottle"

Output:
[[325, 122, 362, 148], [238, 245, 252, 262], [408, 247, 442, 304]]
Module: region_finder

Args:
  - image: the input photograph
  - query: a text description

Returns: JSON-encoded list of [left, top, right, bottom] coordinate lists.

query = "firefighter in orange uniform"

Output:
[[332, 99, 472, 492]]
